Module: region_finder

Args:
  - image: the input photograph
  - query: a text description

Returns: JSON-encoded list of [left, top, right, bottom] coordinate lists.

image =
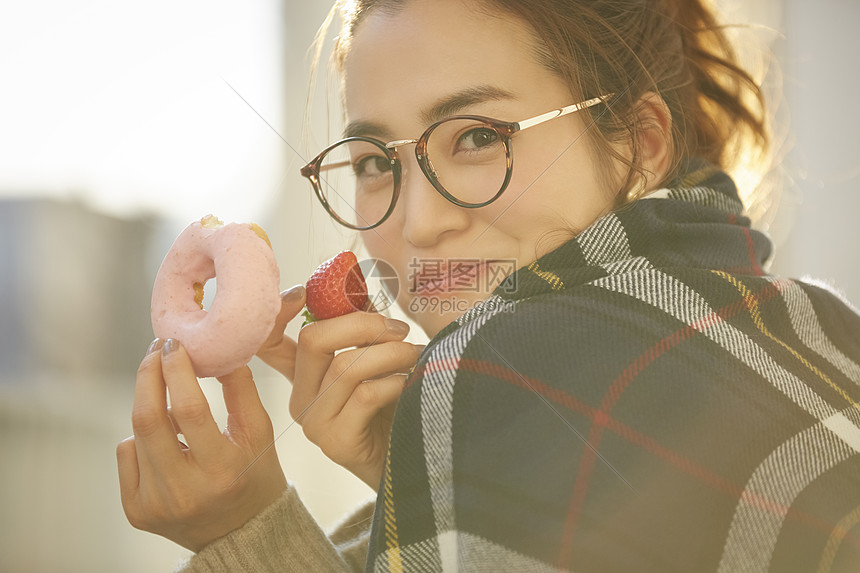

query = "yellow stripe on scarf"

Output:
[[383, 451, 403, 572], [817, 503, 860, 573], [713, 270, 860, 413], [528, 261, 564, 291]]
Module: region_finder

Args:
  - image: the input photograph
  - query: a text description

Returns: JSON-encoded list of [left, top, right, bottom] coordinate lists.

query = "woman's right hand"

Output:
[[258, 285, 423, 490]]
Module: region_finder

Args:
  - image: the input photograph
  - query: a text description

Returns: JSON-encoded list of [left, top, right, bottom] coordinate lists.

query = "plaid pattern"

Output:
[[365, 161, 860, 572]]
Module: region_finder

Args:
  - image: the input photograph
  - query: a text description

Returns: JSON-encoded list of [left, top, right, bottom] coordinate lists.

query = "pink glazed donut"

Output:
[[151, 215, 281, 378]]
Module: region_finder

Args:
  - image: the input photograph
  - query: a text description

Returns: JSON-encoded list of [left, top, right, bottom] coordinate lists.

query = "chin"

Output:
[[401, 292, 492, 339], [402, 306, 445, 339]]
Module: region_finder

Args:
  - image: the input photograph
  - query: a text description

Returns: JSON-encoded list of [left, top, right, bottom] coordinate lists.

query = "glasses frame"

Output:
[[301, 94, 612, 230]]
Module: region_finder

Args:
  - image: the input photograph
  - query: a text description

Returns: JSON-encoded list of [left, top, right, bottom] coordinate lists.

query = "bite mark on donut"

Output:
[[249, 223, 272, 248], [200, 214, 224, 229], [193, 282, 206, 310]]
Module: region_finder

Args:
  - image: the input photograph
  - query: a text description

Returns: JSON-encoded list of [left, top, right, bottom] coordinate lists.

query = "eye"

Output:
[[456, 127, 500, 152], [354, 154, 392, 177]]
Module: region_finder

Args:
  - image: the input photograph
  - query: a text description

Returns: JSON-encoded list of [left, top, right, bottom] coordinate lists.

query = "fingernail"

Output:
[[162, 338, 180, 356], [281, 284, 305, 303], [385, 318, 410, 335], [414, 344, 426, 355], [146, 338, 164, 356]]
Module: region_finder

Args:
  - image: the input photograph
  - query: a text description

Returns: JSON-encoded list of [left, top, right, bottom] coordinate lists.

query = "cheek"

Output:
[[360, 227, 408, 292], [477, 187, 558, 248], [360, 230, 393, 262], [497, 159, 574, 226], [506, 141, 613, 231]]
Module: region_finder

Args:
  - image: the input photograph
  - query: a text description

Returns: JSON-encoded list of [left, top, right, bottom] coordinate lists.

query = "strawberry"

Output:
[[302, 251, 371, 324]]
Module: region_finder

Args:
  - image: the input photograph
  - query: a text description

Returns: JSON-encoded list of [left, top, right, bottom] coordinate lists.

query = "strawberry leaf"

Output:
[[301, 308, 318, 327]]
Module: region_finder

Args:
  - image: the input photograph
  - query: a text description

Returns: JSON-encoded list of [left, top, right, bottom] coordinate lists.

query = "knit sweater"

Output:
[[178, 162, 860, 572]]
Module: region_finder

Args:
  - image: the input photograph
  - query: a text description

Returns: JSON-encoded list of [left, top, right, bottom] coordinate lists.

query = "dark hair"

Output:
[[316, 0, 771, 207]]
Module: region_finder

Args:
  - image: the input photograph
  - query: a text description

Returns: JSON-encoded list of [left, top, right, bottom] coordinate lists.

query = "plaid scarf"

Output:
[[365, 161, 860, 572]]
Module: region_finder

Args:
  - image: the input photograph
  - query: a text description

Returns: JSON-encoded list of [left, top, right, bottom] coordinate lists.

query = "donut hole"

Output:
[[194, 278, 219, 311]]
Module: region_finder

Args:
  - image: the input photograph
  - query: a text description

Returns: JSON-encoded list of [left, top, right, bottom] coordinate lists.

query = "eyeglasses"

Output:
[[300, 95, 612, 230]]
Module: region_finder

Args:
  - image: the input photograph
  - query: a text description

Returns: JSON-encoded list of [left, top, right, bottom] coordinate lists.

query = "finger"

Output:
[[160, 339, 222, 459], [132, 340, 184, 467], [116, 436, 141, 525], [291, 313, 412, 417], [299, 342, 420, 425], [166, 407, 182, 435], [339, 375, 405, 433], [257, 286, 305, 379], [217, 366, 272, 442], [116, 436, 141, 494], [165, 407, 190, 450]]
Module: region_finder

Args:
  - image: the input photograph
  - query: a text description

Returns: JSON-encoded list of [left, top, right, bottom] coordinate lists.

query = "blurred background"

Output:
[[0, 0, 858, 571]]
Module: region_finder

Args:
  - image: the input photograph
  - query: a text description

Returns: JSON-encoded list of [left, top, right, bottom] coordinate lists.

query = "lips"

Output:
[[413, 260, 486, 295]]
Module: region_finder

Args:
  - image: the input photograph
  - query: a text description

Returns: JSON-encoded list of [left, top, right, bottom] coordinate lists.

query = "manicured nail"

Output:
[[146, 338, 164, 356], [385, 318, 410, 336], [162, 338, 180, 356], [281, 284, 305, 303]]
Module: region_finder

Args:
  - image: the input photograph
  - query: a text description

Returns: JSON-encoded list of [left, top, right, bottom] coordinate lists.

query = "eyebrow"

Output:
[[342, 85, 516, 140]]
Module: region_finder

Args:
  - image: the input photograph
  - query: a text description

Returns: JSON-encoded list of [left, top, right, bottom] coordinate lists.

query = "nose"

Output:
[[395, 149, 470, 247]]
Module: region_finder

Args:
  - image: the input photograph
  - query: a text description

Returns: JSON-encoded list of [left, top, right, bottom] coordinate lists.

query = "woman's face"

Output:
[[343, 0, 620, 337]]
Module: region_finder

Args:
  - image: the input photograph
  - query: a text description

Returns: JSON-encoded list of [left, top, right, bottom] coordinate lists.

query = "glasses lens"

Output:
[[425, 119, 508, 205], [316, 139, 395, 228]]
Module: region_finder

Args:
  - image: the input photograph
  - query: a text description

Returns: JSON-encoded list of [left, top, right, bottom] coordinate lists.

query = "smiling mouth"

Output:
[[413, 261, 486, 296]]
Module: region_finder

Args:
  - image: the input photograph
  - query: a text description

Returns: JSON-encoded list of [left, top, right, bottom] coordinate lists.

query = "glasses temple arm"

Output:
[[303, 160, 351, 176], [515, 94, 613, 132]]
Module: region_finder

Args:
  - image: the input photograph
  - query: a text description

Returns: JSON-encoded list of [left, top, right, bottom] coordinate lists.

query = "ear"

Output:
[[633, 92, 673, 191]]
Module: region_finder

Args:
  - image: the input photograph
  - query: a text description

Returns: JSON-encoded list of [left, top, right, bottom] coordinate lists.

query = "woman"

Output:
[[118, 0, 860, 571]]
